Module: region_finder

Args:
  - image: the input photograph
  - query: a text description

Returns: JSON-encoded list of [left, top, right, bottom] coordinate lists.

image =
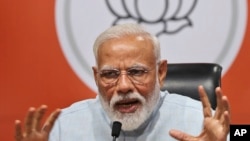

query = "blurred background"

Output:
[[0, 0, 249, 140]]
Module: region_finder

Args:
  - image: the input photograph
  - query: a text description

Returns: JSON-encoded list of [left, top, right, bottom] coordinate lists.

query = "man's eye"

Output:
[[100, 70, 119, 78], [128, 69, 146, 76]]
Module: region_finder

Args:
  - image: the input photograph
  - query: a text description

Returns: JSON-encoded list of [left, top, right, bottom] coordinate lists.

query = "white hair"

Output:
[[93, 23, 161, 63]]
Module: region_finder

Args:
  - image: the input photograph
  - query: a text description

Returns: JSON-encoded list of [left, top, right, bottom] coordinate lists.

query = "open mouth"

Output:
[[114, 99, 141, 113]]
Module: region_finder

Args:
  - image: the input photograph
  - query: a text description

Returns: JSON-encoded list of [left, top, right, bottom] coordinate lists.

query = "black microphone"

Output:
[[111, 121, 122, 141]]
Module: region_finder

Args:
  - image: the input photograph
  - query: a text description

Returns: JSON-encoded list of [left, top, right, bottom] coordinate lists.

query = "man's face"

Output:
[[93, 35, 166, 131]]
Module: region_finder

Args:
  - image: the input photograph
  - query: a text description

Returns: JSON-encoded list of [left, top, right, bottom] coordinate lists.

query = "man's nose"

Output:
[[116, 73, 134, 94]]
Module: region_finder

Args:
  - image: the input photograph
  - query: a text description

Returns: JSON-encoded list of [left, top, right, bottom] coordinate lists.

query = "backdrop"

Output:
[[0, 0, 249, 140]]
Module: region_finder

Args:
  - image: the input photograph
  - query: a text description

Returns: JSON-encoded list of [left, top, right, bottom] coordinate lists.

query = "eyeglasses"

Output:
[[97, 67, 154, 85]]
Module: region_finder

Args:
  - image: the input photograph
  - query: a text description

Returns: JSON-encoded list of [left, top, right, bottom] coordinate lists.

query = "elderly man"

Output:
[[15, 23, 230, 141]]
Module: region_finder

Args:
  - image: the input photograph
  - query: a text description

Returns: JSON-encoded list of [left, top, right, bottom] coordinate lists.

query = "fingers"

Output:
[[15, 120, 23, 141], [32, 105, 48, 131], [42, 109, 61, 133], [24, 107, 36, 136], [203, 87, 230, 138], [222, 111, 230, 133], [24, 105, 48, 136], [213, 87, 231, 133], [214, 87, 223, 118], [214, 87, 230, 120], [198, 85, 212, 118], [15, 105, 60, 139]]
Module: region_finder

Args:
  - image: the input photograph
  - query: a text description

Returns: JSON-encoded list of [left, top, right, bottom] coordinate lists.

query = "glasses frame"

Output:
[[96, 66, 156, 86]]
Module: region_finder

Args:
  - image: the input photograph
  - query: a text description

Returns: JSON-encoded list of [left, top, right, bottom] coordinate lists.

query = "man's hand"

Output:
[[15, 105, 61, 141], [169, 85, 230, 141]]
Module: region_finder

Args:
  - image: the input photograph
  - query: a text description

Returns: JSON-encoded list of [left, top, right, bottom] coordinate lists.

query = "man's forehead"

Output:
[[96, 35, 156, 67], [98, 35, 154, 52]]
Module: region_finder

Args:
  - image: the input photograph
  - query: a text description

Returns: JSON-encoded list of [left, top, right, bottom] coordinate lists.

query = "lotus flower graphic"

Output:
[[105, 0, 197, 36]]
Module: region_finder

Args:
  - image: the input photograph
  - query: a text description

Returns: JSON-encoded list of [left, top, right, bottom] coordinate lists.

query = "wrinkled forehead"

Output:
[[96, 35, 157, 69], [97, 35, 155, 54]]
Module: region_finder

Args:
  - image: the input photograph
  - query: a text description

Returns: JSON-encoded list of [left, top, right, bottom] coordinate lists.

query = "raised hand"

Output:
[[169, 85, 230, 141], [15, 105, 61, 141]]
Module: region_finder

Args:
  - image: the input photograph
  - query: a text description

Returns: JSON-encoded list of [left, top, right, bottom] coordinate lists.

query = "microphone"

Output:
[[111, 121, 122, 141]]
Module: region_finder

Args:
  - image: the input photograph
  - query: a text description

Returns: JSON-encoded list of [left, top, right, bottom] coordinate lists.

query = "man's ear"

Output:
[[158, 60, 167, 88], [92, 66, 98, 86]]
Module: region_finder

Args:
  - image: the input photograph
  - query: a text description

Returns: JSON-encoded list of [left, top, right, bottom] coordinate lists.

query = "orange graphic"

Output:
[[0, 1, 249, 141]]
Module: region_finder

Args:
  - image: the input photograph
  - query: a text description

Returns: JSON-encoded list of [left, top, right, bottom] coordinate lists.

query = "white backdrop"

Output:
[[55, 0, 247, 92]]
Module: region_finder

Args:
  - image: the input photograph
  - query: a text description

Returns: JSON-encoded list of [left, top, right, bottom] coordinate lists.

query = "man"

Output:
[[15, 23, 230, 141]]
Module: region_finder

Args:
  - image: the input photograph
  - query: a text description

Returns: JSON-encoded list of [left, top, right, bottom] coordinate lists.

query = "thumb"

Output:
[[169, 129, 195, 141]]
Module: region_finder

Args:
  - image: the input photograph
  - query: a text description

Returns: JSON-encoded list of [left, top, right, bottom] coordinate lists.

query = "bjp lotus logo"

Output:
[[105, 0, 197, 36], [55, 0, 247, 92]]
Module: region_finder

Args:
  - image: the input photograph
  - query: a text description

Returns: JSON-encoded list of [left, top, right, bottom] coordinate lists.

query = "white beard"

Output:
[[99, 81, 160, 131]]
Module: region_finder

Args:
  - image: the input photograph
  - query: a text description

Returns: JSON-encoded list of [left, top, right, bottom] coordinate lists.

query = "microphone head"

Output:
[[111, 121, 122, 138]]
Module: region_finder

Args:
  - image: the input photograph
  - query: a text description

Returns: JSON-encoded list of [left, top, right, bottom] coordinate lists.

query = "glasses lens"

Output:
[[100, 70, 119, 84], [127, 68, 148, 84]]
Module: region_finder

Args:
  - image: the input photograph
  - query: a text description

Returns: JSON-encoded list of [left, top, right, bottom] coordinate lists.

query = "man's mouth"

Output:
[[114, 99, 141, 113]]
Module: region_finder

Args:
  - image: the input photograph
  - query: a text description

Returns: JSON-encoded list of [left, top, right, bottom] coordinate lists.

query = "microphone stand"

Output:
[[112, 136, 118, 141]]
